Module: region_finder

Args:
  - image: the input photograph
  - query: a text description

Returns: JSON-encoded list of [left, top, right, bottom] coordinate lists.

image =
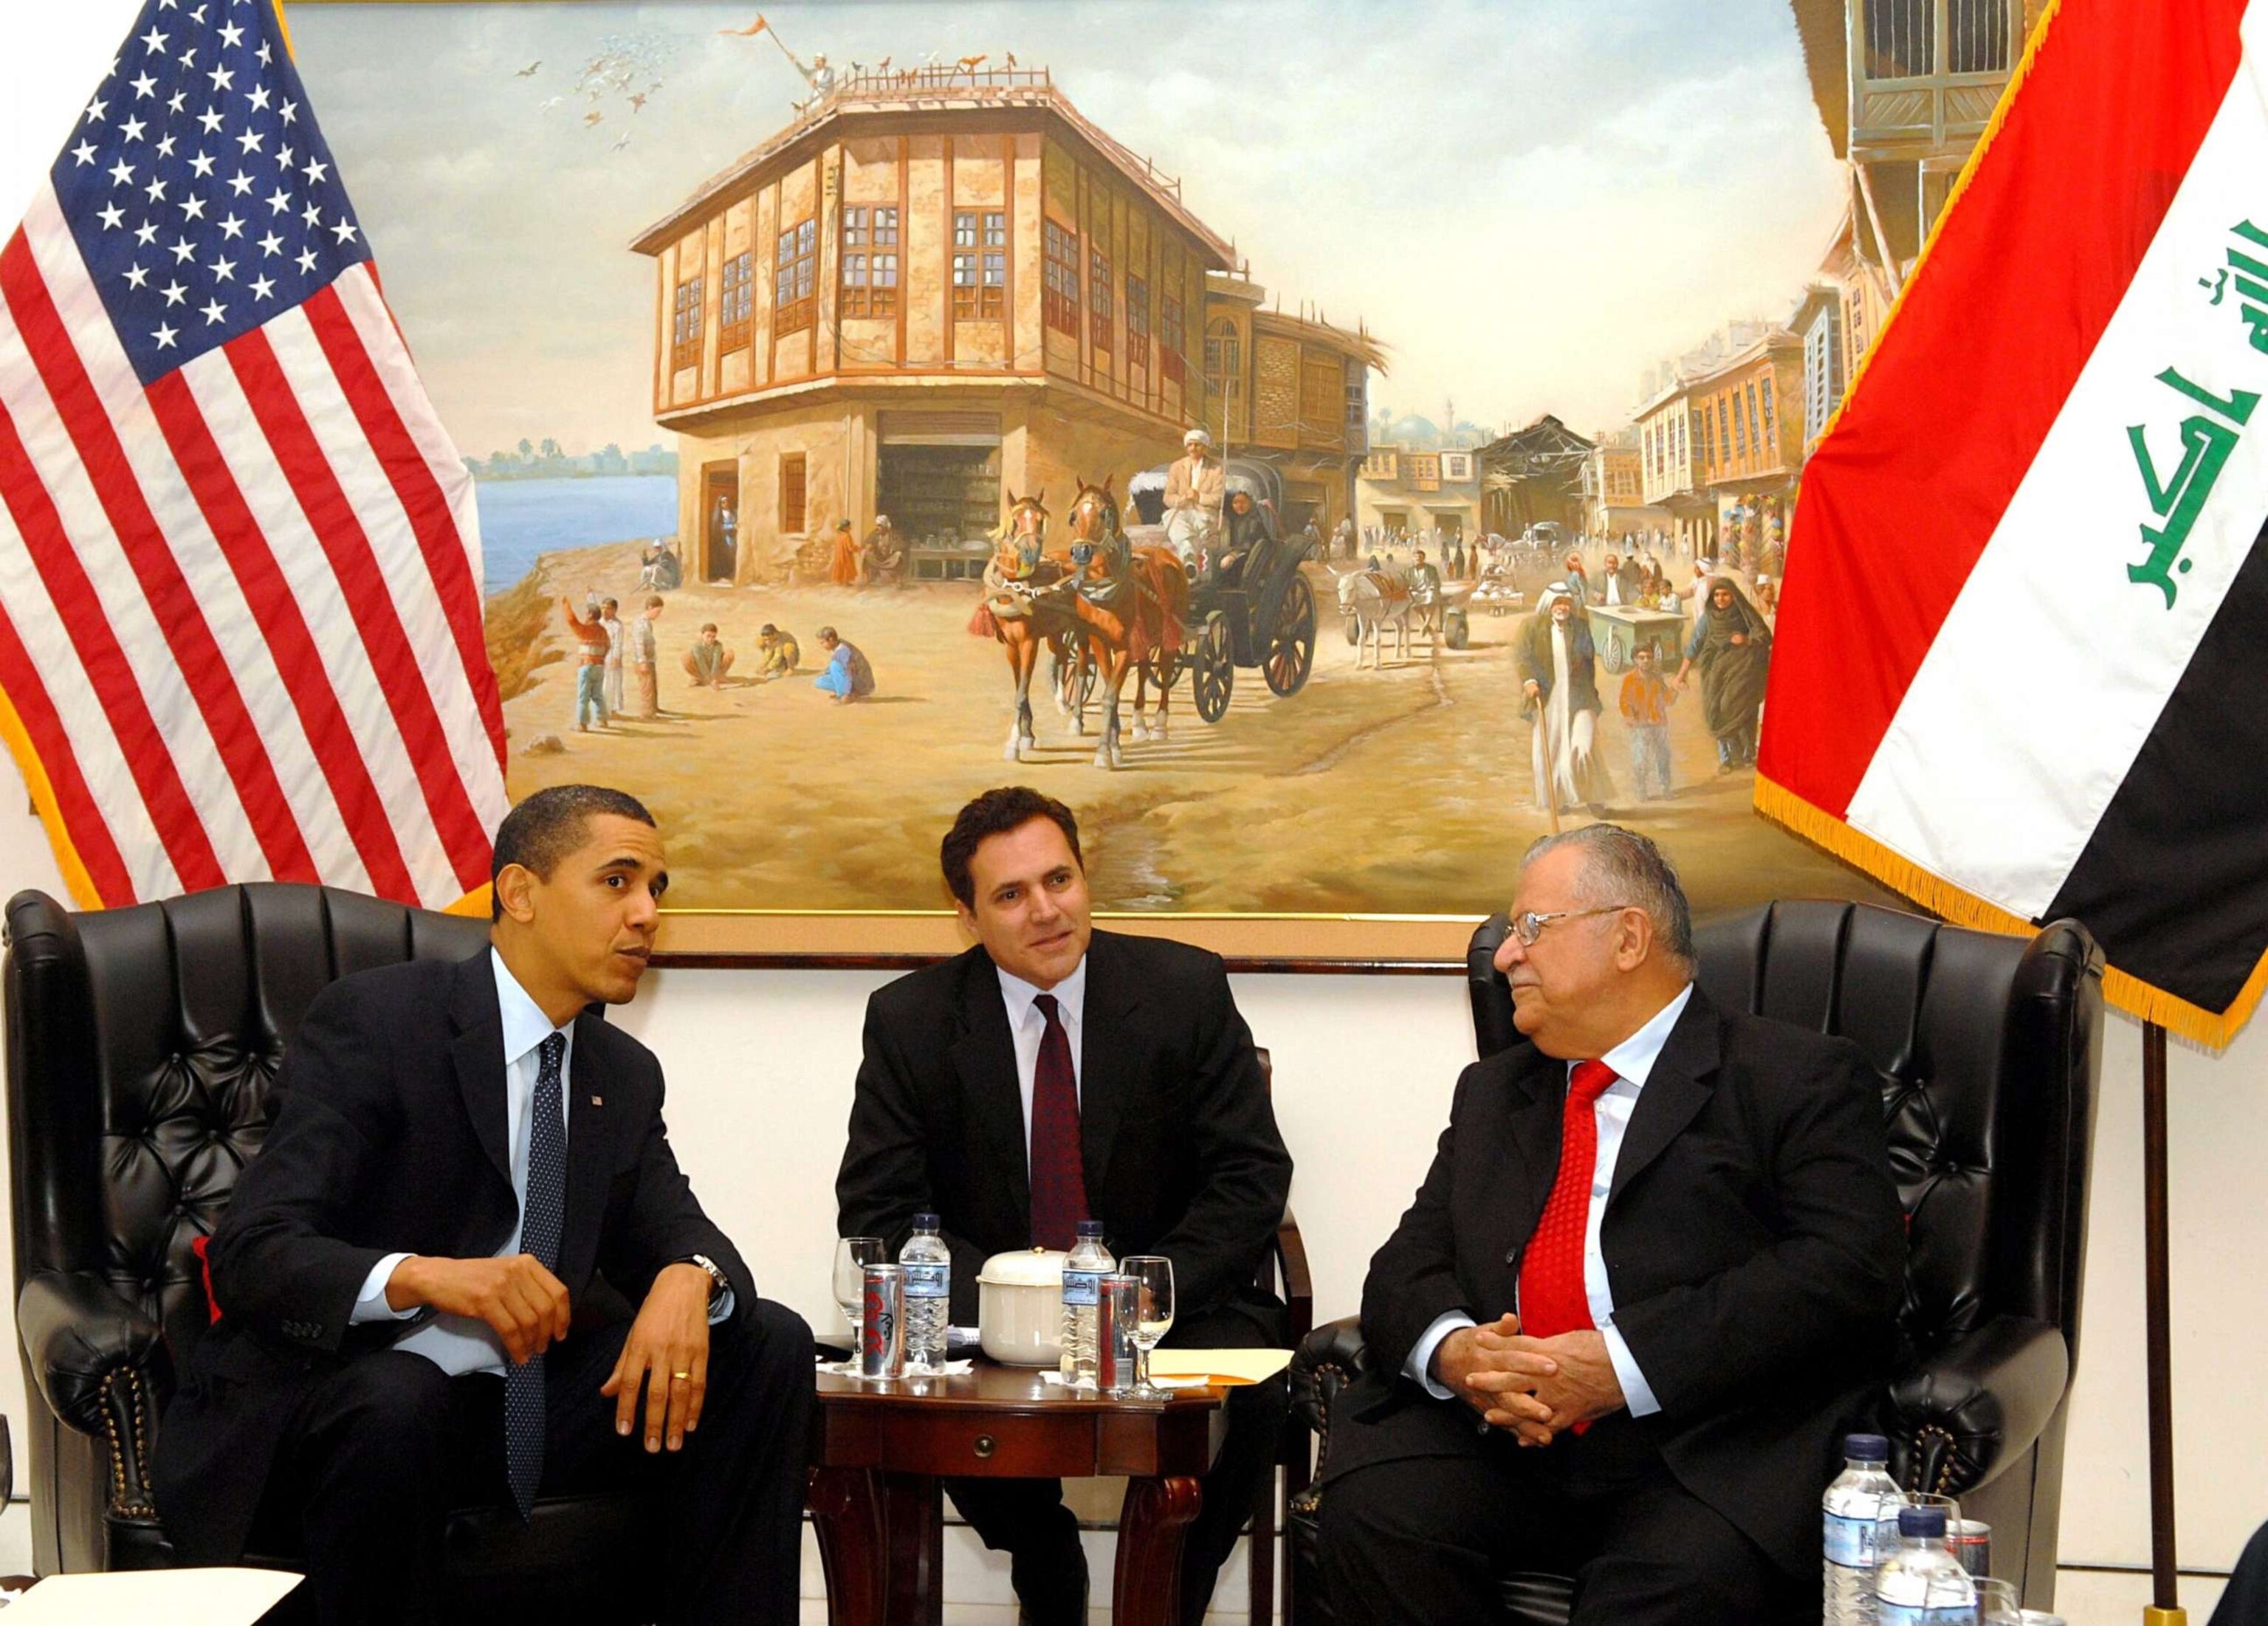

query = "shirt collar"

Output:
[[491, 946, 574, 1071], [1590, 981, 1696, 1092], [995, 952, 1089, 1030]]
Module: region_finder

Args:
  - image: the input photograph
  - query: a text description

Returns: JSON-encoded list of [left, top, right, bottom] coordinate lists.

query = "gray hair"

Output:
[[1519, 824, 1694, 964]]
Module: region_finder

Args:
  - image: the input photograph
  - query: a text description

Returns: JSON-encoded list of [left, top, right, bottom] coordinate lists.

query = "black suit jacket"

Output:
[[1327, 985, 1904, 1577], [153, 949, 752, 1563], [835, 930, 1293, 1330]]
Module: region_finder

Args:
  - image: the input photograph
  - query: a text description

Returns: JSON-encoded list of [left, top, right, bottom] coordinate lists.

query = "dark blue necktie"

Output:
[[506, 1030, 567, 1519]]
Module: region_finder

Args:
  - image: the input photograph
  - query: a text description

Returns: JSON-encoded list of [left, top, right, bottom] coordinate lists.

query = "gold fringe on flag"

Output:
[[1753, 775, 2268, 1052], [0, 686, 107, 909]]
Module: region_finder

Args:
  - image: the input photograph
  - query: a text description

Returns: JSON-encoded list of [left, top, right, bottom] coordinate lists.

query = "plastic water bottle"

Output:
[[1825, 1432, 1900, 1625], [898, 1213, 951, 1372], [1874, 1506, 1979, 1626], [1059, 1221, 1115, 1388]]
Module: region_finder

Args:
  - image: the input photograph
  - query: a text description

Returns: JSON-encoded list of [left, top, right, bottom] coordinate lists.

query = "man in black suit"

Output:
[[836, 785, 1293, 1626], [154, 785, 816, 1626], [1316, 824, 1904, 1624]]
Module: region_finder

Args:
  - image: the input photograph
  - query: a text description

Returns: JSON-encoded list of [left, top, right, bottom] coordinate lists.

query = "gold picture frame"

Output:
[[286, 0, 1896, 966]]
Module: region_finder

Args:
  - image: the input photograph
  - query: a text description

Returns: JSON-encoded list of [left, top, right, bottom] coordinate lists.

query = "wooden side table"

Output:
[[807, 1364, 1224, 1626]]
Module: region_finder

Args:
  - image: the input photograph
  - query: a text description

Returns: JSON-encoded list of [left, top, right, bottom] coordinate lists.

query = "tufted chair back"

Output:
[[7, 883, 489, 1369], [5, 883, 490, 1575]]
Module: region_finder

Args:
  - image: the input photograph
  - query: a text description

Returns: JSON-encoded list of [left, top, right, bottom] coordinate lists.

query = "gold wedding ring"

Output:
[[671, 1370, 692, 1380]]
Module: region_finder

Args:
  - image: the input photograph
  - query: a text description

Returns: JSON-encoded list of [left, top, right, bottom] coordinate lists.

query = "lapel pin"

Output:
[[591, 1095, 603, 1106]]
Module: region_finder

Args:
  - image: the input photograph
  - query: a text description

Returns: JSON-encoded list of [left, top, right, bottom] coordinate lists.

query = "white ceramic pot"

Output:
[[976, 1247, 1066, 1366]]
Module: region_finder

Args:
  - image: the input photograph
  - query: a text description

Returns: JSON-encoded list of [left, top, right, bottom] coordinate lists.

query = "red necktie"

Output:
[[1517, 1059, 1618, 1340], [1028, 993, 1088, 1250]]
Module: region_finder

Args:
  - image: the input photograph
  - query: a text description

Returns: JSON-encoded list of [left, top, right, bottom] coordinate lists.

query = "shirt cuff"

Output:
[[351, 1253, 419, 1323], [1600, 1319, 1660, 1416], [1405, 1309, 1477, 1400], [707, 1286, 736, 1326]]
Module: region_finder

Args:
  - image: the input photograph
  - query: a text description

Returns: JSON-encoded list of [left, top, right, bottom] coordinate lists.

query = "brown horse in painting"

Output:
[[1058, 478, 1187, 768], [967, 489, 1076, 762]]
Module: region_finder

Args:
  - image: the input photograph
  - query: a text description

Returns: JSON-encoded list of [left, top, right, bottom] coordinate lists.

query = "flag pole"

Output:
[[2142, 1019, 2185, 1626]]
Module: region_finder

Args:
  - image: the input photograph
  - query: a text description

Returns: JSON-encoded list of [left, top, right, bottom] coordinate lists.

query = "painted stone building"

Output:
[[1200, 270, 1384, 534], [630, 68, 1229, 583], [1355, 444, 1482, 541], [1580, 427, 1669, 540], [1477, 416, 1594, 540]]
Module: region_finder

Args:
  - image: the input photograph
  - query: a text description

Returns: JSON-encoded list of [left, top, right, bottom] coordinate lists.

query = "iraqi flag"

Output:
[[1758, 0, 2268, 1046]]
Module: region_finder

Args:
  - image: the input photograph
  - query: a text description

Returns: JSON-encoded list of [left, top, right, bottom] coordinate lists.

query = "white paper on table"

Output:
[[1, 1567, 302, 1624]]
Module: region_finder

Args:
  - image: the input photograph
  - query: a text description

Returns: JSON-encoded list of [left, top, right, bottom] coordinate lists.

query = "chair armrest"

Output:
[[1885, 1315, 2068, 1499], [16, 1270, 173, 1520], [1288, 1314, 1370, 1479]]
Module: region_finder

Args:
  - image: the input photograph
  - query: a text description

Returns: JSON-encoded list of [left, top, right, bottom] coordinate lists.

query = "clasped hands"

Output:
[[1430, 1313, 1625, 1447], [386, 1253, 715, 1453]]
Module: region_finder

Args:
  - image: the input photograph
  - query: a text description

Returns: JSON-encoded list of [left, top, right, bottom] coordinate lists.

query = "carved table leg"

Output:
[[809, 1465, 886, 1626], [1115, 1474, 1203, 1626]]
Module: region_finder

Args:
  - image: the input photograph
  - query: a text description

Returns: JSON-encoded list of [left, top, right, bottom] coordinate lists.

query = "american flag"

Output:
[[0, 0, 506, 910]]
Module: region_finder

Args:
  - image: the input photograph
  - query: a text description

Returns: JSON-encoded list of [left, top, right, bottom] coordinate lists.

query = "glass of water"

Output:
[[1974, 1579, 2021, 1623], [1119, 1255, 1175, 1399], [832, 1236, 887, 1351]]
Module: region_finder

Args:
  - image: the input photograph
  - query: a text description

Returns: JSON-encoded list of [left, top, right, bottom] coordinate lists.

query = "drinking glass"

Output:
[[1875, 1489, 1960, 1563], [832, 1236, 887, 1350], [1975, 1578, 2021, 1623], [1120, 1255, 1175, 1399]]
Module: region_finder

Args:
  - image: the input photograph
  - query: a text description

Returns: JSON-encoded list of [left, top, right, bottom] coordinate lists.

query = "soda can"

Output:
[[1948, 1519, 1990, 1579], [860, 1264, 906, 1379], [1095, 1273, 1133, 1394]]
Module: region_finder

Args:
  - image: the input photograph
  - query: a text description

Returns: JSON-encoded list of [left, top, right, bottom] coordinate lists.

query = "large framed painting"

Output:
[[286, 0, 2012, 961]]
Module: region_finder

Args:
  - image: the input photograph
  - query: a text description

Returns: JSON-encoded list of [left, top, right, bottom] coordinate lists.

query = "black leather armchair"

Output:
[[1285, 899, 2103, 1624], [4, 883, 643, 1618]]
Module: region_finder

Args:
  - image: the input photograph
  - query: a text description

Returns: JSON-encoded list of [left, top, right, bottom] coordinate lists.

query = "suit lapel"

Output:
[[447, 951, 513, 1193], [558, 1019, 611, 1289], [1074, 932, 1139, 1193], [1485, 1042, 1567, 1300], [1607, 986, 1721, 1210], [948, 949, 1031, 1223]]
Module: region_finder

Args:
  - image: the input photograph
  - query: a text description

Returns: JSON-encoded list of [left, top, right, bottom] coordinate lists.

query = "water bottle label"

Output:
[[903, 1264, 949, 1298], [1063, 1269, 1105, 1306], [1825, 1511, 1879, 1567], [1876, 1605, 1979, 1626]]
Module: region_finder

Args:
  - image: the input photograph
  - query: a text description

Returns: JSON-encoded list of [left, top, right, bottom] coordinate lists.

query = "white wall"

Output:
[[5, 0, 2261, 1595]]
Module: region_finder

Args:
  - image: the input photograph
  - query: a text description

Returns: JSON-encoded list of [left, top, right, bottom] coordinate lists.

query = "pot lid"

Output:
[[976, 1247, 1068, 1286]]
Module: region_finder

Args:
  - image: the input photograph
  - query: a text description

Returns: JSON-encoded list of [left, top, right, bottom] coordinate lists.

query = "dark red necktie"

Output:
[[1027, 993, 1088, 1250], [1517, 1059, 1618, 1340]]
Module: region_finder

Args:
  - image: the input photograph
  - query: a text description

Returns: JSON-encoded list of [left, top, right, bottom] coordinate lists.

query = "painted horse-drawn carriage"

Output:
[[1125, 460, 1318, 721], [965, 464, 1317, 768]]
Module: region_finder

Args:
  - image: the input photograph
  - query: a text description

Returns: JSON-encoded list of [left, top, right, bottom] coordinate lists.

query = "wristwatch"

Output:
[[684, 1253, 729, 1306]]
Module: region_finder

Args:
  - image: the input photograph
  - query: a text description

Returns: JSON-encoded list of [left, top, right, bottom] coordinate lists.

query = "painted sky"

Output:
[[286, 0, 1846, 459]]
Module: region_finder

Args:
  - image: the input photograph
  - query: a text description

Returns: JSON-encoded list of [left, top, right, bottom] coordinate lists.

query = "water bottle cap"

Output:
[[1843, 1433, 1890, 1462], [913, 1212, 940, 1229], [1897, 1506, 1947, 1538], [1076, 1220, 1107, 1237]]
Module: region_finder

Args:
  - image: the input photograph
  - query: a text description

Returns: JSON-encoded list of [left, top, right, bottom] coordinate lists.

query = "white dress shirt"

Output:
[[994, 955, 1088, 1161], [350, 948, 729, 1376], [1403, 982, 1697, 1419]]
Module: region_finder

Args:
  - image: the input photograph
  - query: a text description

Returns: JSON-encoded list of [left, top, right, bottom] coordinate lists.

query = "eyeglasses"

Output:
[[1507, 905, 1633, 945]]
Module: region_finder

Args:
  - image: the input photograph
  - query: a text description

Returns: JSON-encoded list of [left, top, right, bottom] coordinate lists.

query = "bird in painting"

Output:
[[515, 60, 541, 77], [584, 108, 604, 126]]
